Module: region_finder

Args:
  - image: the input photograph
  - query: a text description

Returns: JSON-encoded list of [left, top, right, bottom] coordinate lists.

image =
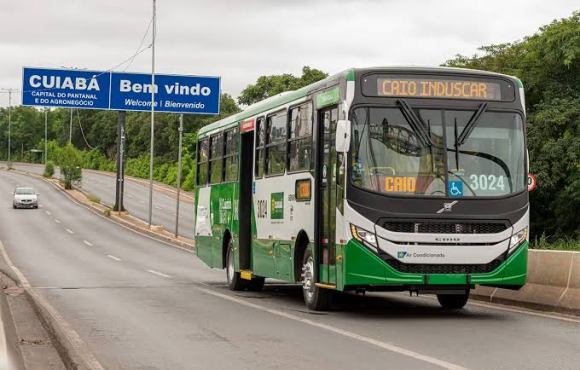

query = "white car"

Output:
[[13, 187, 38, 209]]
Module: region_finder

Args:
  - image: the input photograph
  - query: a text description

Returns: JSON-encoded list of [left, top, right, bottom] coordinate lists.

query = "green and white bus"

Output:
[[194, 67, 529, 310]]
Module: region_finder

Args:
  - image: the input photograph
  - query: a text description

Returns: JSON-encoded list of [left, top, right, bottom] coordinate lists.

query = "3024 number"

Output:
[[469, 174, 505, 191]]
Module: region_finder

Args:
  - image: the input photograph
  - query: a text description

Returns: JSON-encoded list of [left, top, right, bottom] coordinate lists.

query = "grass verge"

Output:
[[530, 235, 580, 251]]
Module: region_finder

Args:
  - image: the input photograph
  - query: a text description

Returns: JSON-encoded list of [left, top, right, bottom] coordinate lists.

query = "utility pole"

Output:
[[148, 0, 156, 227], [69, 108, 73, 143], [8, 90, 11, 168], [44, 108, 48, 164], [1, 89, 15, 168], [174, 113, 183, 237]]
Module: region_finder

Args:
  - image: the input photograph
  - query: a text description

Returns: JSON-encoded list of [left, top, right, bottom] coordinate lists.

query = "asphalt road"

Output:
[[7, 162, 195, 239], [0, 169, 579, 370]]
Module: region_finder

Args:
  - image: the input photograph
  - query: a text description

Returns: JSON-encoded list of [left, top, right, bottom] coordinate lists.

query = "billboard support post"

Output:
[[44, 108, 48, 164], [114, 111, 126, 212]]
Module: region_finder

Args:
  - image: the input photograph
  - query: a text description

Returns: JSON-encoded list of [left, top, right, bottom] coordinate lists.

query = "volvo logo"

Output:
[[436, 200, 458, 214]]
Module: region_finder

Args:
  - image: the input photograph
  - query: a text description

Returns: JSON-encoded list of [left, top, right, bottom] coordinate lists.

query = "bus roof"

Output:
[[198, 66, 521, 137], [198, 69, 349, 137]]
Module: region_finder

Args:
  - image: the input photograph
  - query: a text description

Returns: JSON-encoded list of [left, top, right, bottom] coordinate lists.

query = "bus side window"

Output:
[[265, 111, 287, 176], [224, 128, 239, 182], [255, 117, 265, 178], [196, 137, 209, 186], [209, 132, 224, 184], [288, 102, 312, 172]]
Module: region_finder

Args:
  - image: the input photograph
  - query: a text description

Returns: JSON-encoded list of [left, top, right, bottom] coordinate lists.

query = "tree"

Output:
[[444, 11, 580, 240], [238, 66, 328, 105], [57, 143, 83, 189]]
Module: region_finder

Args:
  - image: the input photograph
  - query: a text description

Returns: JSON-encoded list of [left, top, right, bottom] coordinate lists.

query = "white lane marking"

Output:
[[45, 210, 51, 215], [412, 294, 580, 324], [107, 254, 122, 262], [54, 219, 61, 224], [146, 269, 171, 278], [468, 300, 580, 324], [65, 229, 74, 234], [199, 286, 470, 370], [83, 240, 93, 247], [155, 206, 162, 210]]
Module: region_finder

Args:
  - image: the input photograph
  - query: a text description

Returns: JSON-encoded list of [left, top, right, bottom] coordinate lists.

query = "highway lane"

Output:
[[6, 162, 195, 239], [0, 169, 579, 370]]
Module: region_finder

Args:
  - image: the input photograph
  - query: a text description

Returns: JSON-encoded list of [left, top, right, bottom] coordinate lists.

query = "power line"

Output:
[[124, 16, 154, 72], [76, 109, 95, 150]]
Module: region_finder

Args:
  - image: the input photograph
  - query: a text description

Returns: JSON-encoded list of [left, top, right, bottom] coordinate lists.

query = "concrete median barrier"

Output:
[[558, 252, 580, 314], [473, 249, 580, 315]]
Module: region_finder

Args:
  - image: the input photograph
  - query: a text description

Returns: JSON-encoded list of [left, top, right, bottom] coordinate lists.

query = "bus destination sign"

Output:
[[376, 78, 502, 101]]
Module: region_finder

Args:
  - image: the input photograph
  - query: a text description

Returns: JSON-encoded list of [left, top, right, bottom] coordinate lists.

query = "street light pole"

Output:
[[44, 108, 48, 164], [7, 89, 12, 168], [175, 113, 183, 237], [69, 108, 73, 143], [148, 0, 156, 227]]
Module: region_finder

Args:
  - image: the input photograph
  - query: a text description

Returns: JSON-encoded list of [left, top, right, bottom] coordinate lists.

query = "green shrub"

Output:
[[182, 166, 196, 191], [163, 165, 178, 186], [43, 161, 55, 178]]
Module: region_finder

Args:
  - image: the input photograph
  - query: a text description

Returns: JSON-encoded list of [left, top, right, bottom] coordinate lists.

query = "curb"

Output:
[[0, 242, 105, 370], [0, 271, 25, 370]]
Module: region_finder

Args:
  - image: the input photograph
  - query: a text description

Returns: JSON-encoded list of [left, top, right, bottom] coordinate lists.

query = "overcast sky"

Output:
[[1, 0, 577, 107]]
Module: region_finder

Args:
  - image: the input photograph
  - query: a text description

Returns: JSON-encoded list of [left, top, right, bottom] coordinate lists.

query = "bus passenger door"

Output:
[[238, 129, 254, 270], [318, 106, 339, 285]]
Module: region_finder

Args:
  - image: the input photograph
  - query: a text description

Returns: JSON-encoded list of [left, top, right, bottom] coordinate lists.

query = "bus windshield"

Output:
[[350, 106, 526, 197]]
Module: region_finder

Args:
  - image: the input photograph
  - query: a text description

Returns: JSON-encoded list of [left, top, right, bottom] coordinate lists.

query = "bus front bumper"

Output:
[[336, 239, 527, 291]]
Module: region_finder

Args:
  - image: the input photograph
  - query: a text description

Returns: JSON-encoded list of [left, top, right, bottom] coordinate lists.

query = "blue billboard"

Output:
[[21, 67, 220, 115], [22, 67, 111, 109], [110, 72, 220, 114]]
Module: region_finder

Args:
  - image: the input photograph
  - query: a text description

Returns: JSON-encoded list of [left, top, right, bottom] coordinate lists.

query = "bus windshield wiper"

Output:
[[396, 99, 433, 147], [456, 102, 488, 146]]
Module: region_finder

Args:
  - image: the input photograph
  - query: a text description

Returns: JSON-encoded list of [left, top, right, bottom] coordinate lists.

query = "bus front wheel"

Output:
[[226, 241, 247, 291], [437, 291, 470, 309], [301, 250, 332, 311]]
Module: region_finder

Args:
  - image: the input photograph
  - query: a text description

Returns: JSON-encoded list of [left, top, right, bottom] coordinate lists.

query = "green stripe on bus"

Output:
[[316, 87, 340, 108]]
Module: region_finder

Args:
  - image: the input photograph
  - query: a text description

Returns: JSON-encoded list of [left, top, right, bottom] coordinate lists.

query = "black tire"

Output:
[[12, 205, 16, 209], [437, 291, 470, 309], [301, 249, 332, 311], [247, 277, 265, 291], [226, 240, 247, 291]]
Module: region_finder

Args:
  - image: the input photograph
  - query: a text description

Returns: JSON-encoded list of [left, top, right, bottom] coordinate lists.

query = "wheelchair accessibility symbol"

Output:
[[448, 180, 463, 197]]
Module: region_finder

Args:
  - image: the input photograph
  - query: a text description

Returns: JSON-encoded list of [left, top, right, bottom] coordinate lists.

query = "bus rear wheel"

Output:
[[226, 241, 247, 291], [301, 250, 332, 311], [437, 291, 470, 309]]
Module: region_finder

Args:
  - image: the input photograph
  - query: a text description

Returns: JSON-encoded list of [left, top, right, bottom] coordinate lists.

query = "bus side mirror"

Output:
[[335, 119, 351, 153]]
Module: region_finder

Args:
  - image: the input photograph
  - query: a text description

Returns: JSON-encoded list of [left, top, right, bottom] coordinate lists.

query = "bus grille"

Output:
[[383, 257, 503, 274], [382, 221, 508, 234]]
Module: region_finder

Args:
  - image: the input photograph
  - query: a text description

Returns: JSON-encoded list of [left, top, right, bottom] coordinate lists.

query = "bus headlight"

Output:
[[509, 227, 528, 253], [350, 224, 378, 251]]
